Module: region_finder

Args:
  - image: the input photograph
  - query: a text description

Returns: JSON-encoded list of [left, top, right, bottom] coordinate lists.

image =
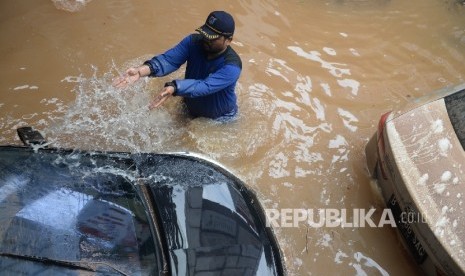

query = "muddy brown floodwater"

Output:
[[1, 0, 465, 275]]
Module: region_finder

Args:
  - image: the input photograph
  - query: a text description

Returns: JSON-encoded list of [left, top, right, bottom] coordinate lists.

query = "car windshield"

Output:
[[0, 148, 163, 275], [445, 88, 465, 151]]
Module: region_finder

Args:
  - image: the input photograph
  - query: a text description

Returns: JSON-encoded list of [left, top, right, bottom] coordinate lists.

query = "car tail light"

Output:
[[377, 112, 391, 180]]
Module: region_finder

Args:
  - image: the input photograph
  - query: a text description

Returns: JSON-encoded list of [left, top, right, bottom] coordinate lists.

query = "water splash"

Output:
[[46, 65, 186, 153]]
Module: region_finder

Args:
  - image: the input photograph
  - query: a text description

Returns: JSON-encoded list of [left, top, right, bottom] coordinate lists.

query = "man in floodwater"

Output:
[[113, 11, 242, 121]]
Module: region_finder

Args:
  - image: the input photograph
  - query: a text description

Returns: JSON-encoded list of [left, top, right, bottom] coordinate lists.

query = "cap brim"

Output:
[[196, 25, 221, 40]]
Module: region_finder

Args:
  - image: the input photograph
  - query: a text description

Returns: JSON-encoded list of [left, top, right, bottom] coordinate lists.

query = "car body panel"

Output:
[[135, 153, 284, 276], [0, 146, 285, 275], [385, 99, 465, 275], [365, 85, 465, 276]]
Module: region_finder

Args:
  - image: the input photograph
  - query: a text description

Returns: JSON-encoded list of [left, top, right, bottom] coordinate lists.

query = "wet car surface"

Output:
[[0, 145, 285, 275], [365, 84, 465, 275]]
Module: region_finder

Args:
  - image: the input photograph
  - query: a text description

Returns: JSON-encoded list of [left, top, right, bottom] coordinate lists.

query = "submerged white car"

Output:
[[365, 84, 465, 276]]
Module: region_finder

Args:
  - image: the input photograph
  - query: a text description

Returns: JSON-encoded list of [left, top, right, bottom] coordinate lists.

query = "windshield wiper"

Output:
[[0, 252, 129, 275]]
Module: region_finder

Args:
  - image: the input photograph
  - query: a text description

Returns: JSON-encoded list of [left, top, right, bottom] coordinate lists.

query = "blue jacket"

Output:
[[144, 34, 242, 119]]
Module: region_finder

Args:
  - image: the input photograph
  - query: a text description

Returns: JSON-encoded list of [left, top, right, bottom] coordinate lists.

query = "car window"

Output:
[[445, 88, 465, 150], [135, 154, 283, 275], [0, 148, 162, 275]]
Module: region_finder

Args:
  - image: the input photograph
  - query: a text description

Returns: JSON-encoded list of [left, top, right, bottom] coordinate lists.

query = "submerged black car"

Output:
[[0, 133, 285, 275]]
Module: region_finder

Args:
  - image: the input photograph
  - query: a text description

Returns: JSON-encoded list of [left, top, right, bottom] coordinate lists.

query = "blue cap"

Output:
[[196, 11, 235, 40]]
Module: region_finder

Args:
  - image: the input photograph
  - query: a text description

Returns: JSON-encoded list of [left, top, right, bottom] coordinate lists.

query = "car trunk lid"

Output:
[[385, 98, 465, 275]]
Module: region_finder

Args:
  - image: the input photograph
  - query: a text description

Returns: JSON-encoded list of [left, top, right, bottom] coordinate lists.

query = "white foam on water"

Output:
[[22, 113, 38, 120], [351, 252, 389, 276], [312, 97, 326, 121], [40, 98, 61, 106], [323, 47, 337, 56], [317, 233, 332, 247], [51, 0, 93, 12], [337, 108, 359, 132], [266, 58, 295, 83], [13, 85, 38, 91], [350, 48, 360, 56], [334, 250, 349, 264], [320, 83, 332, 97], [295, 75, 312, 106], [61, 76, 85, 83], [266, 68, 290, 83], [329, 135, 348, 149], [232, 41, 244, 47], [337, 78, 360, 96], [294, 75, 327, 121], [269, 152, 291, 178], [287, 46, 351, 78]]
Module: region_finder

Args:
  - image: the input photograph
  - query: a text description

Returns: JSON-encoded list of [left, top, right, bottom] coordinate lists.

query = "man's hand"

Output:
[[112, 67, 141, 88], [149, 86, 175, 110]]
